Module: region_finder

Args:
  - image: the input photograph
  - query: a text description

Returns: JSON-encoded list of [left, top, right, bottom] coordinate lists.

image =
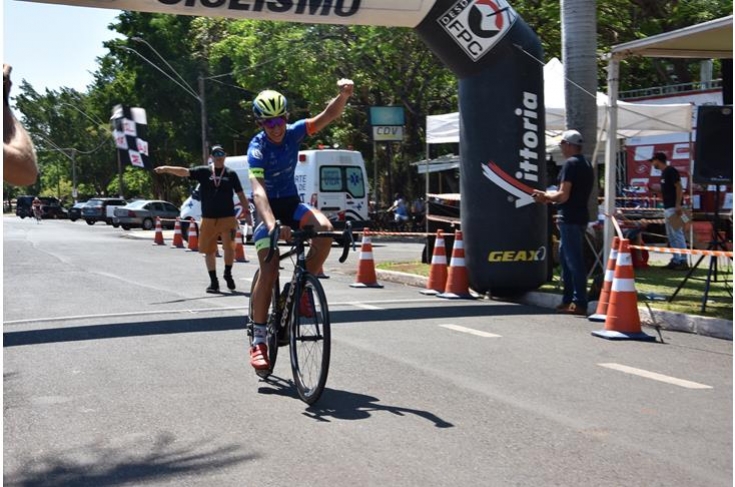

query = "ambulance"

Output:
[[179, 149, 370, 237]]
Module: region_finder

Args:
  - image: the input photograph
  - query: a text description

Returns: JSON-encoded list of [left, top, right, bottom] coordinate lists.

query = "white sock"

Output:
[[252, 324, 267, 346]]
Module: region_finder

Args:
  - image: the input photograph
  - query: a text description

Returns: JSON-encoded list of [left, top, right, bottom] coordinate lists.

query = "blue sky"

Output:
[[3, 1, 123, 93]]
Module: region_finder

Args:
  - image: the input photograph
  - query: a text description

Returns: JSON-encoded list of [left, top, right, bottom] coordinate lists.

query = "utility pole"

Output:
[[71, 149, 77, 202]]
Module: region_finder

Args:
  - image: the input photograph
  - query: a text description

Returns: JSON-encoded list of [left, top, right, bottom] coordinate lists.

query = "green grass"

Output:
[[376, 260, 734, 321]]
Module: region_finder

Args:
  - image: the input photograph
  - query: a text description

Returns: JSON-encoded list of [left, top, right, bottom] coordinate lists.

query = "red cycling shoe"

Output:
[[249, 343, 270, 370]]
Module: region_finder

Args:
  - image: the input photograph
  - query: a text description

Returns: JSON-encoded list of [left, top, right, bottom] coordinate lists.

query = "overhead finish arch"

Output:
[[22, 0, 548, 295]]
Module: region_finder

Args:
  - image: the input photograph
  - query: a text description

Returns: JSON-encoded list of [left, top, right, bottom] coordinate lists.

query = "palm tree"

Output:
[[561, 0, 599, 220]]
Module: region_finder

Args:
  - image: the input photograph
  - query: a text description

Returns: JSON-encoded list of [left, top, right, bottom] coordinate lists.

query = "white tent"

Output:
[[602, 15, 733, 258], [424, 57, 694, 144]]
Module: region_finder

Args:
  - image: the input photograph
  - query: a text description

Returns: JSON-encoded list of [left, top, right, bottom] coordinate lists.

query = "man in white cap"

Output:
[[532, 129, 594, 316]]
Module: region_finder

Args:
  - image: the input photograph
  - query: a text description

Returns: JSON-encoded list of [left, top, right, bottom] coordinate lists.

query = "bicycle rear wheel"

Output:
[[248, 269, 280, 379], [289, 273, 331, 405]]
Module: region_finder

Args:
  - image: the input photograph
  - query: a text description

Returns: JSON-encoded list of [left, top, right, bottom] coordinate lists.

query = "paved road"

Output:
[[3, 216, 732, 486]]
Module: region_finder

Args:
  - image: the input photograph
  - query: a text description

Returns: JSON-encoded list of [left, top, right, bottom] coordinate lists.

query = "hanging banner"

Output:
[[19, 0, 437, 27]]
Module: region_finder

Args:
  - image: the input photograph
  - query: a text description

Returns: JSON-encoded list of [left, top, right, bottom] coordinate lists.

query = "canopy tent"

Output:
[[602, 15, 733, 258], [425, 57, 694, 145]]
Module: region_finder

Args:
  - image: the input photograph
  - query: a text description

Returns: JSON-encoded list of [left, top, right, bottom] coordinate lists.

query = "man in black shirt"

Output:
[[649, 152, 688, 270], [155, 145, 251, 292], [533, 129, 594, 316]]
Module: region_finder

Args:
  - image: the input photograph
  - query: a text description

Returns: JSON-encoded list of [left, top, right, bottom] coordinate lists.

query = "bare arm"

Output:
[[532, 181, 572, 204], [236, 190, 252, 225], [674, 181, 683, 214], [154, 165, 190, 178], [3, 64, 38, 186], [307, 79, 354, 134]]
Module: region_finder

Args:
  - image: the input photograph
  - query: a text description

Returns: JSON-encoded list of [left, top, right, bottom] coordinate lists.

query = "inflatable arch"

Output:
[[29, 0, 548, 295]]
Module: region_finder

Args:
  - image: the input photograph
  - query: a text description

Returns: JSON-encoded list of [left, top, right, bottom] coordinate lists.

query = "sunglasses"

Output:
[[261, 117, 286, 129], [212, 150, 225, 157]]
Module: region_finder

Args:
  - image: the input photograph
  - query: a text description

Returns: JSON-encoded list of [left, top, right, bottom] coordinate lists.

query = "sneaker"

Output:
[[299, 290, 314, 318], [206, 282, 220, 294], [669, 261, 690, 270], [224, 274, 236, 291], [559, 303, 588, 316], [249, 343, 270, 370]]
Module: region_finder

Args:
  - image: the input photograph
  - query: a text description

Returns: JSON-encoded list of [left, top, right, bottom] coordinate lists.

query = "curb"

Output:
[[376, 269, 733, 341]]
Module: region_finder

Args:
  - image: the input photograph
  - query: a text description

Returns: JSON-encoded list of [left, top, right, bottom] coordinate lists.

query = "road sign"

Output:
[[372, 125, 404, 141]]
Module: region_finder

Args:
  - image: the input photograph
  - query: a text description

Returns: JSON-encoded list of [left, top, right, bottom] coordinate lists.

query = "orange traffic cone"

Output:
[[592, 239, 655, 341], [350, 229, 383, 288], [171, 217, 185, 248], [187, 219, 199, 252], [153, 217, 165, 246], [588, 236, 620, 323], [235, 226, 248, 262], [438, 230, 474, 299], [420, 229, 448, 295]]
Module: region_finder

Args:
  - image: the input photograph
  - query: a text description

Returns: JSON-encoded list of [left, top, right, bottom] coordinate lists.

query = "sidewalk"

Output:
[[373, 269, 733, 341]]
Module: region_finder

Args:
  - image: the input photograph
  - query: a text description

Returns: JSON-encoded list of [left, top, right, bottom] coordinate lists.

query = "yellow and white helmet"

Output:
[[252, 90, 288, 119]]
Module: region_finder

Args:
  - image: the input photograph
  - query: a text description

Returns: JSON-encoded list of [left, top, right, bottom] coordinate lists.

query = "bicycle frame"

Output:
[[249, 221, 354, 404]]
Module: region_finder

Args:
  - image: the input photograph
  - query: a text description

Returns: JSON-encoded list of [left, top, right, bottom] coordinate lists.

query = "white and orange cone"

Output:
[[153, 217, 165, 246], [187, 219, 199, 252], [438, 230, 474, 299], [350, 229, 383, 288], [420, 229, 448, 295], [235, 226, 248, 262], [588, 236, 620, 323], [592, 239, 655, 341], [171, 217, 185, 248]]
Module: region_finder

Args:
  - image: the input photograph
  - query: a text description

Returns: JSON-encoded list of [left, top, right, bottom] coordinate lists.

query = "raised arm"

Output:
[[307, 79, 354, 135], [3, 64, 38, 186]]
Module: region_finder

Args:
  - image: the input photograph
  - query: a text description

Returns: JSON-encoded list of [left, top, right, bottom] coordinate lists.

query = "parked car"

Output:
[[40, 197, 68, 219], [15, 195, 68, 219], [68, 201, 87, 222], [81, 197, 127, 225], [113, 200, 181, 230]]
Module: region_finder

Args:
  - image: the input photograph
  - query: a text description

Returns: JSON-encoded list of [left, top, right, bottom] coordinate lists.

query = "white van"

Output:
[[295, 149, 370, 229], [179, 149, 370, 234]]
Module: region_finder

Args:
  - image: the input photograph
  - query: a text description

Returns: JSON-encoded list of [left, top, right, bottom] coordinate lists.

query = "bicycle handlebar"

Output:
[[264, 220, 355, 264]]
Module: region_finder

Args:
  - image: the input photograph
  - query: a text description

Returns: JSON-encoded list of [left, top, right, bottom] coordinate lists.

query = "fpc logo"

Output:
[[438, 0, 517, 61]]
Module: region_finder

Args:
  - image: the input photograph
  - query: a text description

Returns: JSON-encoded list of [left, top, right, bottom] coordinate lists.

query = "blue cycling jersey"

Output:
[[247, 119, 308, 199]]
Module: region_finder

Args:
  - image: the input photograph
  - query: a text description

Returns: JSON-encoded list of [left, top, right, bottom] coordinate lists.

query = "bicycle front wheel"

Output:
[[249, 269, 280, 379], [289, 273, 331, 405]]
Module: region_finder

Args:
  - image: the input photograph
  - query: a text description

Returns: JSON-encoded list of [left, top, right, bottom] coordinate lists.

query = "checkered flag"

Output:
[[111, 104, 151, 170]]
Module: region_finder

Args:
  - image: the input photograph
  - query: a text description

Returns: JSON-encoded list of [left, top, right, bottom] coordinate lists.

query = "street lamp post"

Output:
[[125, 39, 209, 163]]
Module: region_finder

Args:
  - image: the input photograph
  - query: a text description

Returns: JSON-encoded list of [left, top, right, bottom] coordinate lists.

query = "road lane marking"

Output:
[[598, 363, 713, 389], [440, 324, 501, 338], [5, 298, 466, 326], [347, 302, 384, 310]]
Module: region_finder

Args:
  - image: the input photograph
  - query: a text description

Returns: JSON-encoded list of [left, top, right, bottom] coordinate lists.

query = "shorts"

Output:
[[253, 196, 313, 251], [198, 216, 238, 255]]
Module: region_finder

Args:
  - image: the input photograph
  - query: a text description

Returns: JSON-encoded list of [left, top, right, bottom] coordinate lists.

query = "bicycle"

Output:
[[247, 221, 355, 404]]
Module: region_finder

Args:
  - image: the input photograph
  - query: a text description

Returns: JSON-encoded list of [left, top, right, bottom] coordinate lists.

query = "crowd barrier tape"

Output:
[[629, 244, 732, 259]]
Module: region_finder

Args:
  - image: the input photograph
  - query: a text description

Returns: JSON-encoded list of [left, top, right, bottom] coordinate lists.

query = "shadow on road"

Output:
[[254, 376, 453, 428], [304, 388, 455, 428], [3, 432, 253, 487], [4, 303, 546, 348]]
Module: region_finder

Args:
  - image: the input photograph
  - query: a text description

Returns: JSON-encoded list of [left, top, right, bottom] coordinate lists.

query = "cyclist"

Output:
[[248, 78, 354, 370], [31, 196, 43, 222]]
